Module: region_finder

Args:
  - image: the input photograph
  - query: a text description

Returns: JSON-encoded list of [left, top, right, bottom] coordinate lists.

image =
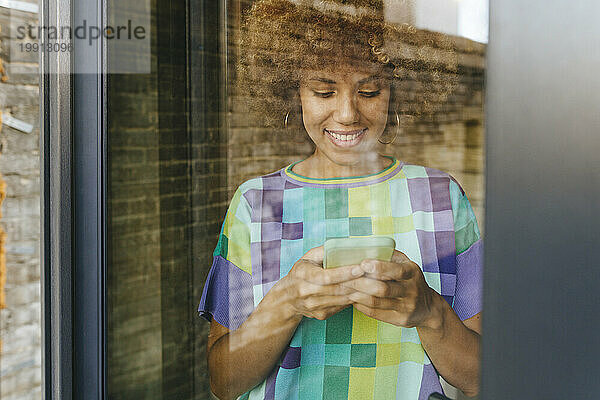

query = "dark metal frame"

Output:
[[40, 0, 74, 396], [40, 0, 107, 397]]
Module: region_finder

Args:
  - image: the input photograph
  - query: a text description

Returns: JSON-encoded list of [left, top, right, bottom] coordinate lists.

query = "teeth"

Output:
[[328, 130, 363, 141]]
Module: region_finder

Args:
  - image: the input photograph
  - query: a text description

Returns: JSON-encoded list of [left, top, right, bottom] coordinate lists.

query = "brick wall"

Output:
[[107, 0, 166, 395], [107, 0, 225, 399], [106, 0, 163, 395], [0, 2, 42, 399]]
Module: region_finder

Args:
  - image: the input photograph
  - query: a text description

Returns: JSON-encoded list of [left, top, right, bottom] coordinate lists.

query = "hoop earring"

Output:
[[284, 110, 291, 130], [378, 111, 401, 145], [284, 110, 307, 143]]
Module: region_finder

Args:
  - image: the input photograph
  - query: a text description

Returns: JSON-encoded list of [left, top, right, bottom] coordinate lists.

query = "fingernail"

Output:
[[352, 266, 363, 276]]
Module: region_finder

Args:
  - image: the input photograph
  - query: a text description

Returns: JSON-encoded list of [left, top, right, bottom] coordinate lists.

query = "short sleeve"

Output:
[[198, 187, 255, 330], [449, 180, 483, 321]]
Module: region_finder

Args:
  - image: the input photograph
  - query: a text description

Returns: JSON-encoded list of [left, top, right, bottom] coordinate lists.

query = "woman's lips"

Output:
[[324, 128, 367, 147]]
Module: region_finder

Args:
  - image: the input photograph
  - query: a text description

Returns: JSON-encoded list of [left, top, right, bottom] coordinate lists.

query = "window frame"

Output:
[[40, 0, 107, 397]]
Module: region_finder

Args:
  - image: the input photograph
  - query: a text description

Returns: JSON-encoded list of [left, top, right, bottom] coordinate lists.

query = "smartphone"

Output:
[[324, 236, 396, 269]]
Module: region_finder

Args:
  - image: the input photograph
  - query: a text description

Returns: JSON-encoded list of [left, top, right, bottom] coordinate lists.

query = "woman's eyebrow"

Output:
[[310, 77, 336, 84], [309, 76, 380, 85]]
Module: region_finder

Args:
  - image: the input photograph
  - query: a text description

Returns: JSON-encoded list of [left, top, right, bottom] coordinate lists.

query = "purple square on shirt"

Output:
[[429, 177, 452, 212], [261, 240, 282, 284], [435, 230, 456, 274], [418, 363, 444, 400], [408, 178, 434, 212], [262, 222, 283, 242], [264, 369, 277, 400], [262, 172, 285, 190], [262, 190, 284, 222], [433, 210, 454, 232], [282, 222, 303, 240], [281, 346, 302, 369], [251, 241, 262, 285], [416, 229, 439, 273]]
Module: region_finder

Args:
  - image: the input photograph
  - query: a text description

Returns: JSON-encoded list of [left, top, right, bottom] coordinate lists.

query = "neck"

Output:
[[294, 150, 392, 179]]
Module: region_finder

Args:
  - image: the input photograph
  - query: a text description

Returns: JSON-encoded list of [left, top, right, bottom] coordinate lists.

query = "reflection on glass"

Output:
[[107, 0, 486, 399]]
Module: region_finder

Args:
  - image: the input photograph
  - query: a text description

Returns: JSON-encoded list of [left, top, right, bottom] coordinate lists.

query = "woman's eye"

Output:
[[359, 90, 381, 97], [314, 91, 334, 98]]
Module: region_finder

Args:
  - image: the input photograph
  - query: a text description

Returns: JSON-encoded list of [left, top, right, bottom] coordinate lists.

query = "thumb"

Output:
[[391, 249, 411, 264], [302, 246, 324, 264]]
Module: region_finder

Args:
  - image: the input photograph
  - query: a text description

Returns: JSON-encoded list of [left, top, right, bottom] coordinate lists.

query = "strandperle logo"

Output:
[[12, 16, 151, 73], [16, 19, 147, 46]]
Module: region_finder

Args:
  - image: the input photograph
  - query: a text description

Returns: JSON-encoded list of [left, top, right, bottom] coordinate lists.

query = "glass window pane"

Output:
[[106, 1, 487, 398]]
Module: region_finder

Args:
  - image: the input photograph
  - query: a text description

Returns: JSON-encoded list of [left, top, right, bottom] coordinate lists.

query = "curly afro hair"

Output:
[[237, 0, 459, 132]]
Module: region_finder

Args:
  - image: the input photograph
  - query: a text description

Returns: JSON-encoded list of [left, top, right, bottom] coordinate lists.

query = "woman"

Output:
[[199, 1, 482, 399]]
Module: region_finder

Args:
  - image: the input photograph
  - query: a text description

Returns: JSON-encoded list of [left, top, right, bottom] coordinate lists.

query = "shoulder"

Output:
[[232, 167, 290, 210], [401, 163, 452, 180], [400, 163, 464, 194], [235, 167, 289, 195], [395, 163, 472, 216]]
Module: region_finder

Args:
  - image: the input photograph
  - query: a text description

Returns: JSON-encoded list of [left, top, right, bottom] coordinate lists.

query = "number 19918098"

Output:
[[19, 42, 73, 52]]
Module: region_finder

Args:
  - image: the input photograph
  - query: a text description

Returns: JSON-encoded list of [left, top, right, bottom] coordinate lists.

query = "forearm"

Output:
[[417, 293, 481, 397], [208, 283, 302, 400]]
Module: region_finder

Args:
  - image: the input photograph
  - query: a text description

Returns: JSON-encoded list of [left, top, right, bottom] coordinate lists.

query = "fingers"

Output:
[[341, 277, 407, 298], [299, 295, 353, 320], [349, 290, 424, 319], [305, 304, 350, 320], [391, 249, 412, 264], [358, 258, 416, 281], [296, 281, 355, 298], [301, 246, 324, 264], [353, 304, 405, 325], [296, 260, 364, 285], [348, 291, 401, 310], [302, 295, 352, 311]]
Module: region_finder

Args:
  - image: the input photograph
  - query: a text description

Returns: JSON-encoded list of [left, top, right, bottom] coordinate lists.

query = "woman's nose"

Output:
[[333, 92, 359, 125]]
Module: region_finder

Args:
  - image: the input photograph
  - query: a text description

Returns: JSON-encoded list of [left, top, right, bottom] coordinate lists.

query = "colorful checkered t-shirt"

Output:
[[199, 158, 483, 400]]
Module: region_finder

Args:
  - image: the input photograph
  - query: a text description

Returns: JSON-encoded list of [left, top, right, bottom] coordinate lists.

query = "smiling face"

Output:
[[298, 64, 391, 173]]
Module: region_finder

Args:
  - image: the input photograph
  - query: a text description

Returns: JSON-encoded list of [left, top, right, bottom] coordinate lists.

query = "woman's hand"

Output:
[[339, 250, 481, 396], [276, 246, 365, 321], [341, 250, 443, 329]]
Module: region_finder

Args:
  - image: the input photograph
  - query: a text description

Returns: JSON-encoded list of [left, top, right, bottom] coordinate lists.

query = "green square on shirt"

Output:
[[325, 187, 349, 219], [326, 218, 350, 239], [325, 344, 351, 366], [323, 366, 350, 400], [214, 233, 228, 258], [325, 307, 353, 344], [351, 344, 377, 367], [349, 217, 372, 236], [304, 187, 325, 221], [302, 318, 326, 345]]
